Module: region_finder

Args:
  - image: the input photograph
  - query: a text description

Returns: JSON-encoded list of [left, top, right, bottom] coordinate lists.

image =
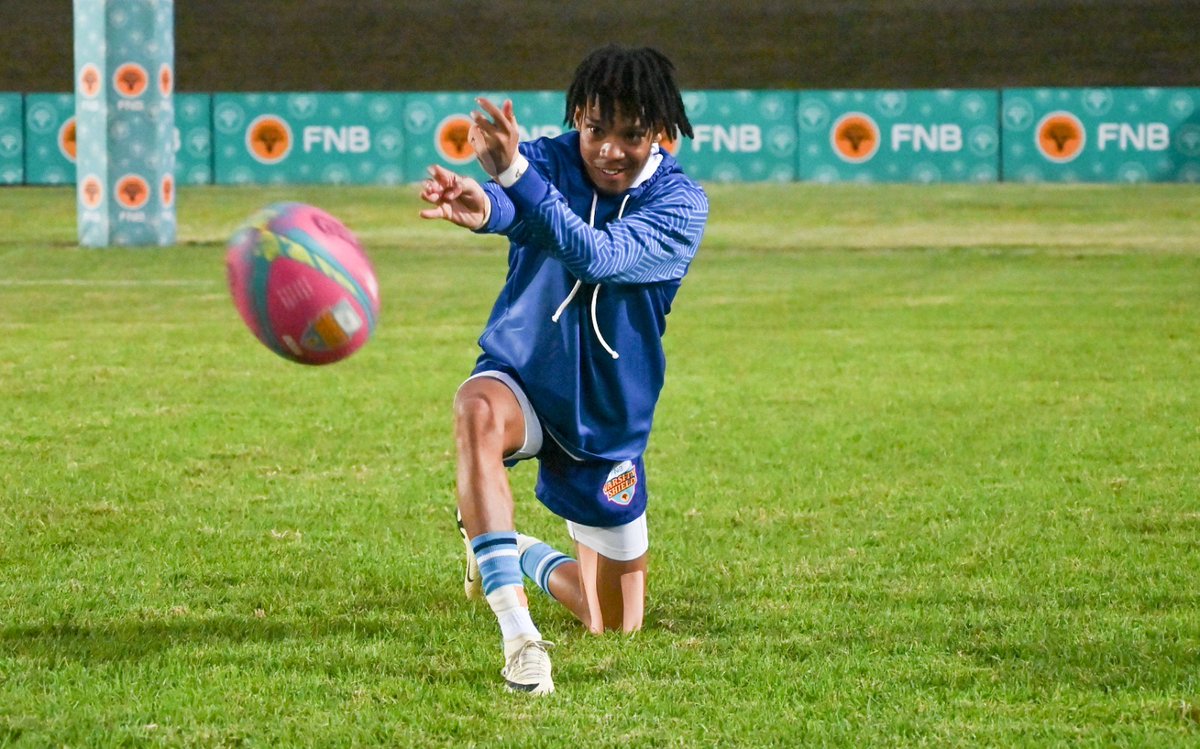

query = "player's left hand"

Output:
[[470, 97, 519, 179], [418, 164, 489, 230]]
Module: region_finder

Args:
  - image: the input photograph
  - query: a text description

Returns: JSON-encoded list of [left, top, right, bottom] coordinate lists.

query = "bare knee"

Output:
[[454, 380, 524, 459], [454, 391, 502, 442]]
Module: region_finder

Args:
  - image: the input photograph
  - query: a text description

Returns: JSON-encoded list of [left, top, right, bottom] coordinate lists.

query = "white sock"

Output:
[[486, 586, 541, 648]]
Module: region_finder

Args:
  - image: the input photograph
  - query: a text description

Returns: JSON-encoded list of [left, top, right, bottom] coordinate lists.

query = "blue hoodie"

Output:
[[475, 131, 709, 462]]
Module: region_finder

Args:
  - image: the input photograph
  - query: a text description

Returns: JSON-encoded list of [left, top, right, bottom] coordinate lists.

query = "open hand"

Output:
[[418, 164, 489, 230], [469, 97, 519, 178]]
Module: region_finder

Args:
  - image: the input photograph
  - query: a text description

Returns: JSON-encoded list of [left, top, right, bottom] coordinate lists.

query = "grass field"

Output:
[[1, 183, 1199, 746]]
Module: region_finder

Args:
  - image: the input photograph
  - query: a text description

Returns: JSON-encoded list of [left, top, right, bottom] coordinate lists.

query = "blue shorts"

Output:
[[534, 435, 648, 528], [470, 357, 648, 528]]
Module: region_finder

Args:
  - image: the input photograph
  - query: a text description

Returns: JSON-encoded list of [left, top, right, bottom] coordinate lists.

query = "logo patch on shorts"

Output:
[[603, 460, 637, 506]]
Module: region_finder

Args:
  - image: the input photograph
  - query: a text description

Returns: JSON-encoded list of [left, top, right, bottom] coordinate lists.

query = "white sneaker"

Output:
[[502, 637, 555, 695], [457, 509, 483, 601]]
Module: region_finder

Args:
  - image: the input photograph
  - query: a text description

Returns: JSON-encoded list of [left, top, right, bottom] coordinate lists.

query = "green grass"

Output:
[[1, 183, 1199, 747]]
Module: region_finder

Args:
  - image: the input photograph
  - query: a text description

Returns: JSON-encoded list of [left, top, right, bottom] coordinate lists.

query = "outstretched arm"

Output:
[[419, 97, 524, 231], [502, 168, 709, 284]]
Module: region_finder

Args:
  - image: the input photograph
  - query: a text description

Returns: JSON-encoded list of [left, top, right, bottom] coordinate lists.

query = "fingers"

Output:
[[418, 204, 451, 221], [426, 163, 458, 186], [472, 97, 517, 134], [474, 97, 505, 124], [421, 165, 464, 203]]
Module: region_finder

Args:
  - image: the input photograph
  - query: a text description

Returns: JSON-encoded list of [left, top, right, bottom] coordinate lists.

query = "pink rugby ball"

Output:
[[226, 202, 380, 365]]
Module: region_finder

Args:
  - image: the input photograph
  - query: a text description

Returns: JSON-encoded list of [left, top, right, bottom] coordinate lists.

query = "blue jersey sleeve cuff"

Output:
[[502, 165, 550, 214], [476, 182, 517, 234]]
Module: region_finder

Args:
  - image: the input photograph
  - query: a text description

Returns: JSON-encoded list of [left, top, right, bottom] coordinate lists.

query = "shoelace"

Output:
[[508, 640, 554, 679], [550, 192, 630, 360]]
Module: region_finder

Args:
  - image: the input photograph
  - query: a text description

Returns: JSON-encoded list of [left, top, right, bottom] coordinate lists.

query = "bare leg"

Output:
[[454, 377, 528, 603], [544, 543, 647, 634]]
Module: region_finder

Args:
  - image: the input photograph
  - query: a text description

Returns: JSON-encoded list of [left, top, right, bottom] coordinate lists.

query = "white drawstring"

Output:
[[590, 284, 618, 359], [551, 279, 582, 322], [550, 192, 628, 359]]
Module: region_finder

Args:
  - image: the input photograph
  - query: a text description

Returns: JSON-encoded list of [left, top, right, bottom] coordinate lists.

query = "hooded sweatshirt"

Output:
[[475, 130, 709, 462]]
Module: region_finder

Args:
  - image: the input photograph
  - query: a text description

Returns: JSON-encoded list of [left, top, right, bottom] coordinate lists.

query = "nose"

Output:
[[599, 140, 624, 160]]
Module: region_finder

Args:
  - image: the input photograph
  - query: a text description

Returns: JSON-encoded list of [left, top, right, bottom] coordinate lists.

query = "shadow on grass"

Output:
[[1, 612, 653, 694]]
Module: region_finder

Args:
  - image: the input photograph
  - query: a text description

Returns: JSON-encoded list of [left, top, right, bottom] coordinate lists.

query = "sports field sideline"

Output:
[[1, 183, 1198, 745]]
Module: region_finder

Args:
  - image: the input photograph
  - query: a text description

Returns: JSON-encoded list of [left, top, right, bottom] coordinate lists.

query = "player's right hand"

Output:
[[470, 98, 519, 178], [418, 164, 490, 230]]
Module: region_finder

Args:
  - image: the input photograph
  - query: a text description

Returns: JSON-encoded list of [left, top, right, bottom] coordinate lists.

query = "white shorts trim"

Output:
[[567, 513, 648, 562], [460, 370, 543, 461]]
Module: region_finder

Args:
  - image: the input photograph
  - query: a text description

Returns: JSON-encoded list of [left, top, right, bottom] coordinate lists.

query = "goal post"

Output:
[[73, 0, 175, 247]]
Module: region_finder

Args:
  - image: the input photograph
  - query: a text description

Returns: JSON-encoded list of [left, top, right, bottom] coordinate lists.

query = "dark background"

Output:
[[2, 0, 1199, 93]]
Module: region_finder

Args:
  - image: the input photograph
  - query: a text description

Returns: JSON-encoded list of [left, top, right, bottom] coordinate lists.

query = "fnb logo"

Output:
[[659, 130, 680, 155], [691, 125, 762, 152], [161, 174, 175, 208], [518, 124, 562, 141], [1097, 122, 1170, 151], [831, 112, 880, 163], [246, 115, 293, 164], [303, 126, 370, 153], [159, 64, 173, 96], [115, 174, 150, 210], [80, 175, 103, 209], [113, 63, 148, 98], [890, 124, 963, 152], [59, 117, 77, 162], [79, 64, 102, 98], [435, 114, 475, 164], [1036, 111, 1086, 163]]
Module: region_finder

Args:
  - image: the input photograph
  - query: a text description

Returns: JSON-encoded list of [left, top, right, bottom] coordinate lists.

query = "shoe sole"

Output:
[[505, 679, 554, 695]]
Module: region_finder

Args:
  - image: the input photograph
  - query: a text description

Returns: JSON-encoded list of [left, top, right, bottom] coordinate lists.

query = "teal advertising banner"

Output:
[[213, 92, 406, 185], [0, 94, 23, 184], [74, 0, 176, 247], [670, 90, 796, 183], [797, 89, 1000, 183], [11, 87, 1200, 187], [176, 92, 211, 184], [1001, 88, 1200, 183], [24, 93, 75, 185], [21, 91, 207, 186], [402, 91, 566, 183]]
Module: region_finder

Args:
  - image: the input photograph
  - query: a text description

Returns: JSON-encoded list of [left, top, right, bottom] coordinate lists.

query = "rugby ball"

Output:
[[226, 202, 380, 365]]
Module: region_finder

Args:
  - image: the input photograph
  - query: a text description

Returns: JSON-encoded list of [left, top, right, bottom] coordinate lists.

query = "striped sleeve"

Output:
[[503, 169, 709, 285], [478, 182, 517, 235]]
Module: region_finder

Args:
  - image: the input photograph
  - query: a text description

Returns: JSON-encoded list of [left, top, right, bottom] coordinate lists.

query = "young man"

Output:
[[419, 45, 708, 695]]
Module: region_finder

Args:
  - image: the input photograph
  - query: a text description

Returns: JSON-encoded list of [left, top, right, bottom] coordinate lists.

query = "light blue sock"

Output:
[[519, 541, 573, 600], [471, 531, 539, 643], [471, 531, 522, 595]]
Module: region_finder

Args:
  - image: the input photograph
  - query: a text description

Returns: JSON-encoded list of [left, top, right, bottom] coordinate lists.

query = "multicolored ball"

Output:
[[226, 202, 380, 365]]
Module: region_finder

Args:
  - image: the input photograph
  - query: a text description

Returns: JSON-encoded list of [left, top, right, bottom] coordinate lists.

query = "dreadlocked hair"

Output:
[[565, 45, 694, 140]]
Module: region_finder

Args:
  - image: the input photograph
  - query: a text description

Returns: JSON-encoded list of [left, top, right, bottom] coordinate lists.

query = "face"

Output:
[[576, 103, 664, 195]]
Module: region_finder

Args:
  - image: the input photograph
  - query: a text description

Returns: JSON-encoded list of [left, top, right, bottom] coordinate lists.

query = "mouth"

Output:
[[594, 165, 625, 178]]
